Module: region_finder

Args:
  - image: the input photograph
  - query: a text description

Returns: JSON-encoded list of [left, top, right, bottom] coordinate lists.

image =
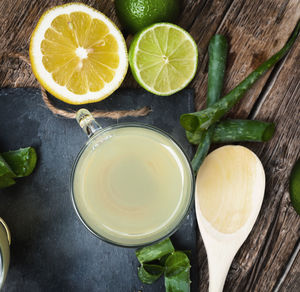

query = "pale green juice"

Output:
[[73, 126, 193, 246]]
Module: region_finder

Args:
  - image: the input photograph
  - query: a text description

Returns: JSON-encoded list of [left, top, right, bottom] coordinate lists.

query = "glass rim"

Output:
[[70, 122, 195, 248]]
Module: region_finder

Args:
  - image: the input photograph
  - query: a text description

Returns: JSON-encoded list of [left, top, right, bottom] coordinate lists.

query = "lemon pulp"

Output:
[[30, 3, 128, 104], [41, 12, 119, 95]]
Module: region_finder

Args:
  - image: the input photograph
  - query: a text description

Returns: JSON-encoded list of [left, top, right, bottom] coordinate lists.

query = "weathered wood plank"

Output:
[[0, 0, 121, 88], [279, 246, 300, 292], [0, 0, 235, 89], [190, 0, 300, 113], [0, 1, 299, 291], [197, 25, 300, 291], [241, 33, 300, 291], [123, 0, 237, 89]]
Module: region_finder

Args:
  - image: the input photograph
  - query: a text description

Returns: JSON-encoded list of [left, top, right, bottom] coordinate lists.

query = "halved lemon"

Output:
[[30, 3, 128, 104]]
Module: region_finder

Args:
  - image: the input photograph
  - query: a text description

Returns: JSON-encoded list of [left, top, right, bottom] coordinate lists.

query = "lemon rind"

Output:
[[30, 3, 128, 105]]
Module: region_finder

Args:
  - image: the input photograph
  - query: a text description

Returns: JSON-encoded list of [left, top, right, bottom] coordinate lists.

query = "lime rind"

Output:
[[129, 23, 198, 96], [115, 0, 180, 33]]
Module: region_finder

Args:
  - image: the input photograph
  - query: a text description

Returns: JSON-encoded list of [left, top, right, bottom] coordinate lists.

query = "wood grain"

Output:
[[190, 0, 300, 113], [243, 35, 300, 291], [279, 247, 300, 292], [205, 26, 299, 292], [0, 0, 299, 291], [0, 0, 120, 88]]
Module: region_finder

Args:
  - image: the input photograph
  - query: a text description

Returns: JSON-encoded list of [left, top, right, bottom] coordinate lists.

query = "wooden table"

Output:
[[0, 0, 299, 291]]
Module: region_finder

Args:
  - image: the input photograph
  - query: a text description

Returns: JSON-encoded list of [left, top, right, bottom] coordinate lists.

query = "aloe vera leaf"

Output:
[[207, 34, 228, 106], [164, 251, 191, 292], [137, 264, 164, 284], [0, 154, 15, 177], [213, 119, 275, 143], [0, 175, 16, 188], [136, 238, 175, 264], [187, 119, 275, 145], [180, 20, 300, 132], [2, 147, 37, 177], [191, 128, 213, 173], [190, 34, 228, 173]]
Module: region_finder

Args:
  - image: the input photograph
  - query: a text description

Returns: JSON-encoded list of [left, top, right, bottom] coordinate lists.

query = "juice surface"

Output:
[[73, 126, 192, 245]]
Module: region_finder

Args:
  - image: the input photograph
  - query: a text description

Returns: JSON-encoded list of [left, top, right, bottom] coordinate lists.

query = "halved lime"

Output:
[[290, 158, 300, 215], [129, 23, 198, 96]]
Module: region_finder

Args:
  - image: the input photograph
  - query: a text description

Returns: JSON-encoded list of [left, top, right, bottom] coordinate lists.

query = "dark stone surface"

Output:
[[0, 88, 196, 292]]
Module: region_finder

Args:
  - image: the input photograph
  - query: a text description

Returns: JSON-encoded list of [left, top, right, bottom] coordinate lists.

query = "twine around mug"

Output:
[[3, 52, 151, 119]]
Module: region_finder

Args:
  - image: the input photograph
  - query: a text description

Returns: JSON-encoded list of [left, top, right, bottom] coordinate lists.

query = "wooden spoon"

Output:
[[195, 145, 265, 292]]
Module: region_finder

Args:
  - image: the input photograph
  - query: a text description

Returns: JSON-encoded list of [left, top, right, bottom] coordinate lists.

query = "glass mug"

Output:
[[71, 109, 194, 247], [0, 218, 10, 289]]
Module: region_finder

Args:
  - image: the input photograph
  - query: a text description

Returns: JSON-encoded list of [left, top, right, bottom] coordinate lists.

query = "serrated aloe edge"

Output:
[[180, 20, 300, 133]]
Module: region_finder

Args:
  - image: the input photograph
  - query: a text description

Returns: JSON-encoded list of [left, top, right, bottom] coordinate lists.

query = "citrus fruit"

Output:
[[129, 23, 198, 96], [115, 0, 180, 33], [29, 3, 128, 105], [290, 158, 300, 215]]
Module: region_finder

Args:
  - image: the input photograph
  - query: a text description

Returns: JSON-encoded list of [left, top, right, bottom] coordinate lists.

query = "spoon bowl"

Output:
[[195, 145, 265, 292]]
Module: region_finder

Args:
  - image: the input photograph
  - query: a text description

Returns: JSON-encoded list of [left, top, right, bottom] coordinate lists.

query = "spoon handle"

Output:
[[207, 248, 235, 292]]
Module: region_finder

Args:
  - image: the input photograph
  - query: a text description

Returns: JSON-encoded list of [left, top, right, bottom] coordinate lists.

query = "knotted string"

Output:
[[2, 52, 151, 119]]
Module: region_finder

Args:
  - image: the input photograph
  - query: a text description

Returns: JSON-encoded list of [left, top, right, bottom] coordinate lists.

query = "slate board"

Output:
[[0, 88, 197, 292]]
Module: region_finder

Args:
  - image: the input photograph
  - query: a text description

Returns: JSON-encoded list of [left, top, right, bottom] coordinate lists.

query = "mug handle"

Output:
[[76, 109, 102, 137], [0, 218, 11, 246]]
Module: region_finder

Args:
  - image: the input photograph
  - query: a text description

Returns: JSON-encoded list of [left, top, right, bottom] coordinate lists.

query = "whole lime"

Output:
[[115, 0, 180, 33]]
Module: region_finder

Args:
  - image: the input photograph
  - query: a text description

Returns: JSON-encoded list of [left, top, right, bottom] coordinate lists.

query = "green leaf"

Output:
[[164, 252, 191, 292], [165, 268, 191, 292], [180, 20, 300, 132], [2, 147, 37, 177], [0, 175, 16, 188], [138, 264, 164, 284], [136, 238, 175, 264], [0, 154, 16, 177], [165, 251, 191, 277], [159, 254, 170, 266], [187, 119, 276, 145], [181, 250, 192, 260], [207, 34, 228, 107], [186, 130, 204, 145], [191, 128, 214, 174], [189, 34, 228, 174]]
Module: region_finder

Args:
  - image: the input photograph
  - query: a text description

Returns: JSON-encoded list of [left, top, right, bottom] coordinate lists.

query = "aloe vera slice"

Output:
[[0, 154, 15, 177], [2, 147, 37, 177], [138, 264, 164, 284], [0, 175, 16, 188], [136, 238, 175, 264], [164, 251, 191, 292], [180, 20, 300, 132]]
